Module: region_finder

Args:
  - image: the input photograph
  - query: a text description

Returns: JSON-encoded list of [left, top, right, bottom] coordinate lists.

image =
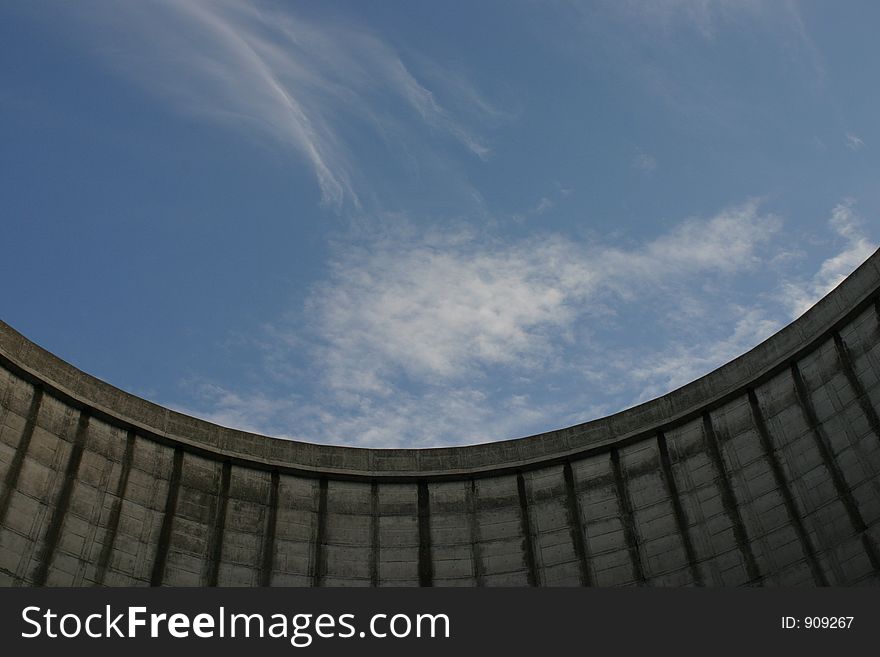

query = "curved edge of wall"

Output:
[[1, 249, 879, 481]]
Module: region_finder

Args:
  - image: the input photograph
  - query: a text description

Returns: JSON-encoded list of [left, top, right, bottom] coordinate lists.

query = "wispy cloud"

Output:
[[617, 306, 783, 401], [307, 201, 778, 391], [846, 132, 865, 151], [516, 185, 572, 222], [781, 199, 876, 318], [534, 197, 555, 214], [75, 0, 494, 209], [175, 198, 878, 447], [568, 0, 827, 125], [175, 201, 789, 446], [180, 380, 608, 449], [606, 0, 815, 50], [608, 0, 744, 38], [632, 149, 657, 173]]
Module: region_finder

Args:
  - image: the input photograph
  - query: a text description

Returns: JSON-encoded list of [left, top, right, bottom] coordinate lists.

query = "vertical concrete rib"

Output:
[[0, 386, 43, 525], [609, 448, 646, 585], [656, 433, 702, 586], [790, 362, 880, 571], [467, 479, 485, 586], [747, 390, 828, 586], [833, 332, 880, 446], [417, 480, 433, 587], [369, 480, 379, 587], [312, 477, 328, 587], [205, 461, 232, 587], [150, 448, 183, 587], [562, 461, 592, 586], [516, 472, 539, 586], [94, 429, 137, 585], [702, 413, 761, 584], [259, 470, 279, 587], [32, 411, 90, 586]]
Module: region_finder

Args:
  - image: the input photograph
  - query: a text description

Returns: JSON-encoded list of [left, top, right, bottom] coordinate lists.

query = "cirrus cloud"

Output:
[[72, 0, 496, 209]]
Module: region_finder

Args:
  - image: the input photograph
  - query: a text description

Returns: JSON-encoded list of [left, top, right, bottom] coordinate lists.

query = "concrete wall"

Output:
[[1, 250, 880, 586]]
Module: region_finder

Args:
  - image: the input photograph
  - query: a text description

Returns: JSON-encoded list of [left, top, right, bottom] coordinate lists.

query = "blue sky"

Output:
[[1, 0, 878, 447]]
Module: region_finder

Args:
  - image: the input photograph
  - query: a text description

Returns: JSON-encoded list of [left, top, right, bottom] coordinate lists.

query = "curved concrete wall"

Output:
[[2, 251, 880, 587]]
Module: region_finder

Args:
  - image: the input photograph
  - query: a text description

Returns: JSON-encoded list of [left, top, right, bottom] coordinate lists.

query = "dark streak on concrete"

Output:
[[94, 429, 137, 585], [418, 480, 433, 587], [260, 470, 279, 587], [790, 363, 880, 571], [467, 479, 484, 586], [833, 332, 880, 449], [747, 390, 828, 586], [312, 477, 328, 587], [370, 480, 379, 587], [610, 448, 646, 585], [516, 472, 538, 586], [32, 411, 90, 586], [702, 413, 761, 584], [562, 461, 591, 586], [657, 432, 702, 586], [0, 386, 43, 525], [205, 460, 231, 586], [150, 448, 183, 587]]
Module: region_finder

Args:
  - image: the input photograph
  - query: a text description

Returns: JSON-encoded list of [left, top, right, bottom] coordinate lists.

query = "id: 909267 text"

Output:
[[781, 616, 853, 629]]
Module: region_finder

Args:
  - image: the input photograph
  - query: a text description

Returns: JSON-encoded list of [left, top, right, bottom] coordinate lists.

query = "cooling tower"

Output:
[[1, 250, 879, 587]]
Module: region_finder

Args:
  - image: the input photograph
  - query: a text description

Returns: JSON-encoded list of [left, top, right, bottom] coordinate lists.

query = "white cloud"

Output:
[[75, 0, 493, 209], [184, 200, 774, 446], [518, 185, 572, 221], [176, 199, 878, 447], [632, 150, 657, 173], [534, 197, 555, 214], [623, 307, 782, 401], [305, 202, 778, 393], [611, 0, 733, 38], [607, 0, 810, 45], [180, 377, 613, 448], [846, 132, 865, 151], [781, 200, 876, 318], [170, 383, 301, 439]]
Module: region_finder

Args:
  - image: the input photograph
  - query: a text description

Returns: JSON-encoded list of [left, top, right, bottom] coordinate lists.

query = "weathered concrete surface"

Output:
[[1, 249, 880, 586]]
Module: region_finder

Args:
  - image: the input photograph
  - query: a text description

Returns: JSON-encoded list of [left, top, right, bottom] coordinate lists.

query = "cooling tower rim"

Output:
[[2, 248, 879, 481]]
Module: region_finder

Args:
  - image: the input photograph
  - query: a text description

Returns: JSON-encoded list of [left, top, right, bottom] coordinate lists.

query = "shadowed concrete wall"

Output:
[[2, 250, 880, 587]]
